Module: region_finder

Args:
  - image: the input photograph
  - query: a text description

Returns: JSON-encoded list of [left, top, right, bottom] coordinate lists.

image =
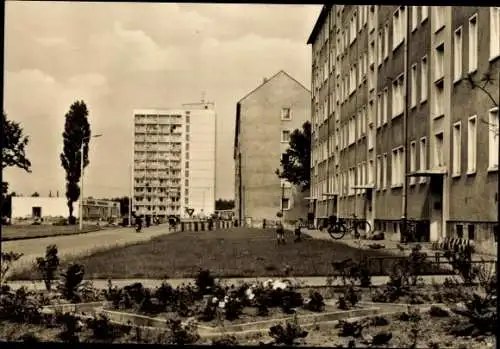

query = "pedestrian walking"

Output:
[[294, 218, 303, 242], [276, 212, 285, 245]]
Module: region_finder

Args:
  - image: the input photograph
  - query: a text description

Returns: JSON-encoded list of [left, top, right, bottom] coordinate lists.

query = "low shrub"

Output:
[[336, 320, 365, 338], [36, 245, 60, 292], [85, 314, 132, 343], [369, 315, 390, 326], [337, 285, 361, 310], [166, 318, 200, 345], [0, 286, 43, 324], [58, 264, 85, 303], [429, 306, 450, 317], [195, 269, 215, 296], [269, 319, 308, 345], [56, 312, 82, 343], [211, 335, 239, 346], [304, 291, 325, 312], [1, 251, 23, 285]]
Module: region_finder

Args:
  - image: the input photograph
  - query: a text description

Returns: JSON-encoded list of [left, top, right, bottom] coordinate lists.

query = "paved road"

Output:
[[3, 224, 176, 274], [7, 274, 449, 291]]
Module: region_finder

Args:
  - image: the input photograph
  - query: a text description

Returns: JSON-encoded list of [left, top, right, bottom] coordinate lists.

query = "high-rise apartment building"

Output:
[[308, 5, 499, 253], [234, 71, 311, 225], [133, 102, 216, 219]]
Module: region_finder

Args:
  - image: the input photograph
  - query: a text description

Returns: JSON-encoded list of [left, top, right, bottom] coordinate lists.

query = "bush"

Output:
[[305, 291, 325, 312], [211, 335, 239, 346], [166, 318, 200, 345], [58, 264, 85, 303], [269, 320, 308, 345], [337, 285, 361, 310], [1, 251, 23, 285], [154, 282, 177, 311], [429, 306, 449, 317], [369, 315, 390, 327], [0, 286, 43, 324], [195, 269, 215, 296], [336, 320, 365, 338], [224, 297, 243, 321], [86, 314, 132, 343], [332, 258, 372, 287], [56, 312, 82, 343], [36, 245, 60, 292]]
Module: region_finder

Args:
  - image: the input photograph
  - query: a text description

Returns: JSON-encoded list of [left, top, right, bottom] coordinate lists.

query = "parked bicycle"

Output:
[[321, 214, 372, 240]]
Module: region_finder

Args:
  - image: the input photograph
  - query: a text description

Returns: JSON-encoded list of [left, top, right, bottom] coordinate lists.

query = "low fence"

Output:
[[363, 255, 496, 277], [179, 219, 236, 232]]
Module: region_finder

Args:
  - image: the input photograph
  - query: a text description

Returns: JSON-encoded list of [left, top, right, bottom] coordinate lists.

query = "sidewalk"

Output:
[[6, 274, 450, 291], [304, 229, 496, 261]]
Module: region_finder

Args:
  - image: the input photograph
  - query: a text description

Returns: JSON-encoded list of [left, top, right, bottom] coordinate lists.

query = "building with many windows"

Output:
[[308, 5, 499, 252], [234, 71, 311, 225], [133, 103, 216, 220]]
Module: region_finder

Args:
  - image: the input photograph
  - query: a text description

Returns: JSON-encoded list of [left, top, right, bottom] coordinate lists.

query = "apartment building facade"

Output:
[[308, 5, 499, 251], [133, 103, 216, 220], [234, 71, 311, 225]]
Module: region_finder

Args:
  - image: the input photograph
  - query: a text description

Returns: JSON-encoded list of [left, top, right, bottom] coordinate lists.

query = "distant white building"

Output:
[[132, 102, 216, 219], [11, 197, 79, 221], [10, 197, 120, 222]]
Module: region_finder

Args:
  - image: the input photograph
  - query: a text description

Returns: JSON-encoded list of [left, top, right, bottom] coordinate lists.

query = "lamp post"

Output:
[[79, 134, 102, 230]]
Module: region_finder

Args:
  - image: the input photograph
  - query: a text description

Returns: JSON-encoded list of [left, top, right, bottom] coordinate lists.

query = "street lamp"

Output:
[[79, 134, 102, 230]]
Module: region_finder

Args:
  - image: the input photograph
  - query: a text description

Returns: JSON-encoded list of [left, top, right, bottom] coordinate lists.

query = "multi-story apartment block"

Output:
[[308, 5, 499, 253], [133, 102, 216, 220], [234, 71, 311, 225]]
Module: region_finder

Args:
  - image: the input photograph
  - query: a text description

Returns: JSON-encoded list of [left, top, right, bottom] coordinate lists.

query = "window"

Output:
[[468, 14, 478, 73], [350, 12, 357, 44], [491, 8, 500, 60], [411, 6, 418, 32], [377, 93, 383, 127], [384, 23, 389, 59], [281, 130, 291, 143], [434, 132, 444, 167], [419, 137, 427, 183], [488, 107, 499, 170], [376, 155, 382, 189], [368, 124, 375, 150], [369, 40, 375, 66], [410, 141, 417, 185], [377, 29, 383, 65], [392, 76, 404, 118], [281, 198, 290, 210], [433, 6, 445, 32], [383, 88, 388, 123], [391, 147, 405, 187], [382, 153, 388, 189], [435, 43, 445, 82], [467, 116, 477, 174], [433, 80, 445, 117], [453, 27, 463, 82], [452, 122, 462, 176], [185, 161, 189, 169], [368, 159, 374, 185], [281, 107, 291, 120], [369, 5, 375, 32], [410, 64, 417, 107], [393, 7, 406, 50], [421, 56, 428, 102], [421, 6, 428, 22]]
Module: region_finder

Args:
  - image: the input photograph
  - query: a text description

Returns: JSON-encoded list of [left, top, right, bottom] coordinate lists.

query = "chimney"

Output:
[[263, 77, 268, 84]]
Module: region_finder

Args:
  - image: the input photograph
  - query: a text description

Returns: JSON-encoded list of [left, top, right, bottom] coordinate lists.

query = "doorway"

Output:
[[429, 176, 444, 241], [32, 206, 42, 218]]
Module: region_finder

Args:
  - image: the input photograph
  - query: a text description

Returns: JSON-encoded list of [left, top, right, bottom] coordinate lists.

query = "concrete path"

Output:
[[6, 274, 449, 291], [3, 224, 177, 274], [304, 229, 496, 261]]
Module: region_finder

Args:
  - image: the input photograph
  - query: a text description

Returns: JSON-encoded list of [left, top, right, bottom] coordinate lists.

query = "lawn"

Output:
[[9, 227, 445, 280], [1, 224, 103, 242]]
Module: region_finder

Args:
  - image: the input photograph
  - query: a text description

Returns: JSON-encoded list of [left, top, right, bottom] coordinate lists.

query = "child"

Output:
[[276, 212, 285, 245], [294, 218, 303, 242]]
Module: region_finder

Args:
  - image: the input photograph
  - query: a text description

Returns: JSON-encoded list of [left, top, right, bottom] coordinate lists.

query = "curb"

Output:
[[1, 227, 105, 242]]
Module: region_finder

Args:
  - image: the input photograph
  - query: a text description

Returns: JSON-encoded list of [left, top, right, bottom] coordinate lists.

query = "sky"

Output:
[[3, 2, 321, 200]]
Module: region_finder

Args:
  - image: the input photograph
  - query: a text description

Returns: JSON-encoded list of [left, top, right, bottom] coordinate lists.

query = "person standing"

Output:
[[276, 212, 285, 245], [294, 218, 303, 242]]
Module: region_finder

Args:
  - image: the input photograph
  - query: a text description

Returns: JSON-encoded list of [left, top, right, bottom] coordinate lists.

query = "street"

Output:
[[2, 224, 176, 275]]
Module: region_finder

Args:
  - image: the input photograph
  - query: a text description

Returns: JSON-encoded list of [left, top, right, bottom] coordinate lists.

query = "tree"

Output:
[[2, 111, 31, 216], [215, 199, 235, 211], [2, 111, 32, 173], [275, 121, 311, 191], [31, 192, 40, 197], [60, 101, 91, 223], [466, 72, 499, 135]]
